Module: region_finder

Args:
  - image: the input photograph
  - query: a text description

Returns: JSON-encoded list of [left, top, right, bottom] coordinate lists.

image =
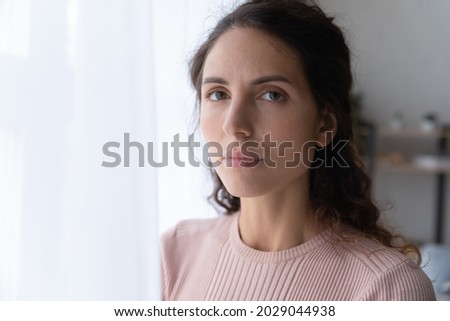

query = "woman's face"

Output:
[[200, 27, 331, 198]]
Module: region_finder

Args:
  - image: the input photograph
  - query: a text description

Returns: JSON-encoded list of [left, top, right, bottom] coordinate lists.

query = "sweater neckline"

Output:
[[228, 211, 330, 263]]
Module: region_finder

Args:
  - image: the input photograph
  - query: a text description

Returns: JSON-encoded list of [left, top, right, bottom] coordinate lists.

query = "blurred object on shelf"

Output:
[[376, 152, 405, 165], [390, 111, 404, 130], [420, 112, 438, 132]]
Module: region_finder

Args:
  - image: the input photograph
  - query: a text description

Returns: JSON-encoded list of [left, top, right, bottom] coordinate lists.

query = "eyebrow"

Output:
[[202, 75, 293, 86], [202, 77, 228, 85]]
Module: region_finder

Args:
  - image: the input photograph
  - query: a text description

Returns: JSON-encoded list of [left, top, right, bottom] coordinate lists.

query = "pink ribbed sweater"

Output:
[[160, 213, 435, 300]]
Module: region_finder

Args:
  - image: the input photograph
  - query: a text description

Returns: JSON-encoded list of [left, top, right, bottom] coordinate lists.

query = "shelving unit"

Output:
[[360, 125, 450, 243]]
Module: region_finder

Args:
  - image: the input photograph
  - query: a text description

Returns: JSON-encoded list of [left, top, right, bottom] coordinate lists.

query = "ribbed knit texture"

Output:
[[160, 213, 436, 300]]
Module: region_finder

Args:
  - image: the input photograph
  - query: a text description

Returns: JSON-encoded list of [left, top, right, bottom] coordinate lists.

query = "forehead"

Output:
[[203, 27, 304, 81]]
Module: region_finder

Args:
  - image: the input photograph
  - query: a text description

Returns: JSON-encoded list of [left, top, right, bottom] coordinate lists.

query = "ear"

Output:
[[316, 109, 337, 148]]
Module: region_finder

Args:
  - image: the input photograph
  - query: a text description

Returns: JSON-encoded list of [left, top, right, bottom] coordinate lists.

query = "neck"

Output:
[[238, 175, 319, 252]]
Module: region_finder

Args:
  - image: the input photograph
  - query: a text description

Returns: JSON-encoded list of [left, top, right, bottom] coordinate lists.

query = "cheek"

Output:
[[200, 107, 219, 142], [269, 123, 319, 167]]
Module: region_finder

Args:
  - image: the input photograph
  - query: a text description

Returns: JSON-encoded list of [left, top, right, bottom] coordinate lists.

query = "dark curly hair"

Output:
[[189, 0, 420, 263]]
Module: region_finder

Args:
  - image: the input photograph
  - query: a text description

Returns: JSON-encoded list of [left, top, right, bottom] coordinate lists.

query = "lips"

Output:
[[223, 149, 263, 168]]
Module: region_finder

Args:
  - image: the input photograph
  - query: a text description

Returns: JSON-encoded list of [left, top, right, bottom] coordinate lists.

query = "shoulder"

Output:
[[338, 235, 414, 274], [160, 214, 234, 255], [159, 214, 236, 300], [334, 235, 436, 300]]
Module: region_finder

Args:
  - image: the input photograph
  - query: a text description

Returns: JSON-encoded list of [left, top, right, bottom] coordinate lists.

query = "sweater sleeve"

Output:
[[358, 260, 436, 301]]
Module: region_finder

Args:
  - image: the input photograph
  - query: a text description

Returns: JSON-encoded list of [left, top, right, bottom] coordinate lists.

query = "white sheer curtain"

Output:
[[0, 0, 158, 300], [0, 0, 238, 300]]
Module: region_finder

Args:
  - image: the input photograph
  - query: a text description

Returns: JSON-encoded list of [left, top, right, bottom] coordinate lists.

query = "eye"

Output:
[[260, 91, 285, 102], [206, 90, 229, 101]]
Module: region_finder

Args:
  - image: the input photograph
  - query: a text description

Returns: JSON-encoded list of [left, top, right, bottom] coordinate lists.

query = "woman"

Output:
[[160, 0, 436, 300]]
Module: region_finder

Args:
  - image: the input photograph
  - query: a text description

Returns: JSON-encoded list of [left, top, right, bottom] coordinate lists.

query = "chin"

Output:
[[226, 187, 266, 198], [219, 176, 271, 198]]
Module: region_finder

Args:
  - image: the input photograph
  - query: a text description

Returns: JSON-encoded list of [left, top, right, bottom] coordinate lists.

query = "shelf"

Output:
[[376, 161, 450, 175], [367, 124, 450, 243], [377, 127, 450, 138]]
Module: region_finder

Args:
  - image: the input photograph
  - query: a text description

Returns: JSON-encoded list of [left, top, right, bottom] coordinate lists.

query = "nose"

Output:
[[222, 96, 254, 139]]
